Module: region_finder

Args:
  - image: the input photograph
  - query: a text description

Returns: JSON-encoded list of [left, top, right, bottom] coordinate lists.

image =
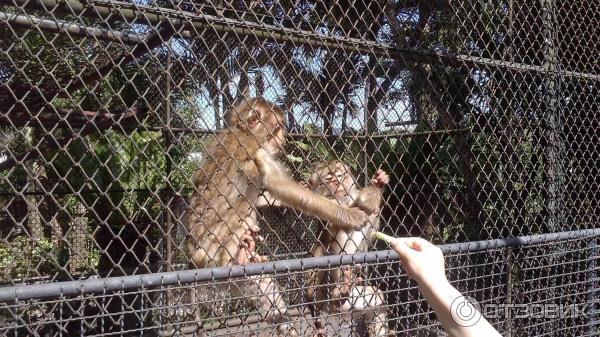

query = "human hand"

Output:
[[390, 237, 447, 287]]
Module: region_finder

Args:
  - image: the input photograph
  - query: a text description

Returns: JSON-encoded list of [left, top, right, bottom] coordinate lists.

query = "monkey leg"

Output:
[[235, 275, 299, 337], [308, 306, 327, 337], [230, 233, 298, 336], [338, 285, 392, 337], [306, 268, 330, 337], [327, 265, 358, 306], [157, 286, 206, 337]]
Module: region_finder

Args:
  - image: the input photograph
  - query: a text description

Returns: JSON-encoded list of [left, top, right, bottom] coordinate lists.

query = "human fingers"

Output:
[[390, 238, 417, 260]]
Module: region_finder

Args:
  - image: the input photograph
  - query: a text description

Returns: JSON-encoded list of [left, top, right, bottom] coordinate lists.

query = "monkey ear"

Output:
[[224, 96, 253, 128], [224, 101, 244, 128], [224, 109, 238, 128]]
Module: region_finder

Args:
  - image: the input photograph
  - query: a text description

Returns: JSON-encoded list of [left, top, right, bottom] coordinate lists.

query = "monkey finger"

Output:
[[236, 248, 249, 265], [248, 252, 268, 263], [239, 233, 253, 246], [247, 234, 257, 251], [381, 173, 390, 185], [372, 170, 390, 187], [241, 237, 256, 253], [314, 328, 327, 337]]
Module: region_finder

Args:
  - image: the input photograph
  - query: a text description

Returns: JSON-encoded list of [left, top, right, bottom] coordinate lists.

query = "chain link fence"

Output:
[[0, 0, 598, 336]]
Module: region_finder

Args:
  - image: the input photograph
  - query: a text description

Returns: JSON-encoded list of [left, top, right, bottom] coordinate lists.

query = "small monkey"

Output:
[[186, 97, 370, 335], [305, 161, 392, 337]]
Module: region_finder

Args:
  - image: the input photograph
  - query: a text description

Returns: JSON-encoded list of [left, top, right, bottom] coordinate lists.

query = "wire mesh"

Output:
[[0, 0, 598, 336]]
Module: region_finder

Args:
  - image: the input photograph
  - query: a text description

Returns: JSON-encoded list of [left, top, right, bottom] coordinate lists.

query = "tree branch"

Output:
[[0, 108, 138, 172]]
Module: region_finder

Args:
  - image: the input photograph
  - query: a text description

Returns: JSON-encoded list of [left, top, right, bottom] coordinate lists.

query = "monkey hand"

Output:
[[254, 148, 278, 173], [354, 186, 382, 215], [254, 147, 268, 164], [254, 148, 284, 182], [341, 206, 370, 230], [237, 226, 268, 264], [371, 169, 390, 188]]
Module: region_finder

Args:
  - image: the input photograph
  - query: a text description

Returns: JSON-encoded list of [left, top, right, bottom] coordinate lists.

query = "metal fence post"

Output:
[[588, 237, 598, 336]]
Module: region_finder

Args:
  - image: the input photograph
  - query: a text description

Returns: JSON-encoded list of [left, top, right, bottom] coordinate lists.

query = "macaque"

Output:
[[305, 160, 392, 337], [186, 97, 370, 335]]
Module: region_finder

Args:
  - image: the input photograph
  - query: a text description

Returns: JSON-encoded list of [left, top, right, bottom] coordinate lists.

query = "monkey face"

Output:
[[310, 161, 356, 199], [259, 111, 285, 156], [225, 97, 286, 156]]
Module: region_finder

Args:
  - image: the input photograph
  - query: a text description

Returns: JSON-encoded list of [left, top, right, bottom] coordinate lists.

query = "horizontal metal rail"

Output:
[[0, 11, 144, 44], [0, 228, 598, 303], [2, 0, 599, 81]]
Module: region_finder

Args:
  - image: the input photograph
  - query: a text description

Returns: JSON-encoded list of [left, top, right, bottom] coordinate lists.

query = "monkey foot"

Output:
[[312, 327, 327, 337], [275, 323, 299, 337]]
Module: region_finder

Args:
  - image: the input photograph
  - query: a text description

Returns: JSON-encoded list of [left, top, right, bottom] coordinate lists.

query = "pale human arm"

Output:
[[390, 237, 502, 337]]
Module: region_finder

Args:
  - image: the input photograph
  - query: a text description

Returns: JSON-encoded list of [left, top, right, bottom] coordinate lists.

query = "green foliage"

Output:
[[0, 235, 100, 281], [0, 236, 55, 280], [283, 123, 372, 181]]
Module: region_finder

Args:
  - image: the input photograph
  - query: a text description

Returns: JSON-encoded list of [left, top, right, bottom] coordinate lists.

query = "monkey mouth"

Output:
[[333, 189, 346, 197]]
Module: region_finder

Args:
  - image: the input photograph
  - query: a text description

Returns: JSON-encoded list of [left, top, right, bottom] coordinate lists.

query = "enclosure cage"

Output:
[[0, 0, 599, 336]]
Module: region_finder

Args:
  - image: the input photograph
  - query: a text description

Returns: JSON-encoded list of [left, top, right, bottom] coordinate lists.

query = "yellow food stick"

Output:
[[373, 231, 395, 244]]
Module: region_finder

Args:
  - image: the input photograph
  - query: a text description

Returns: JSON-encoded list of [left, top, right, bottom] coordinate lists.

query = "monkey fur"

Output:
[[186, 97, 371, 336], [305, 160, 393, 337]]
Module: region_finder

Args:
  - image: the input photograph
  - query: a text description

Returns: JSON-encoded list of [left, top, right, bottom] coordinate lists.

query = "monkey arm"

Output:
[[353, 185, 383, 215], [255, 182, 311, 208], [254, 148, 369, 230], [267, 175, 369, 230], [255, 191, 283, 208]]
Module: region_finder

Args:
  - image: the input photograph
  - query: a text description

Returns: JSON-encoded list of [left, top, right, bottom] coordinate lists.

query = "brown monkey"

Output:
[[186, 97, 370, 335], [305, 161, 392, 337]]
